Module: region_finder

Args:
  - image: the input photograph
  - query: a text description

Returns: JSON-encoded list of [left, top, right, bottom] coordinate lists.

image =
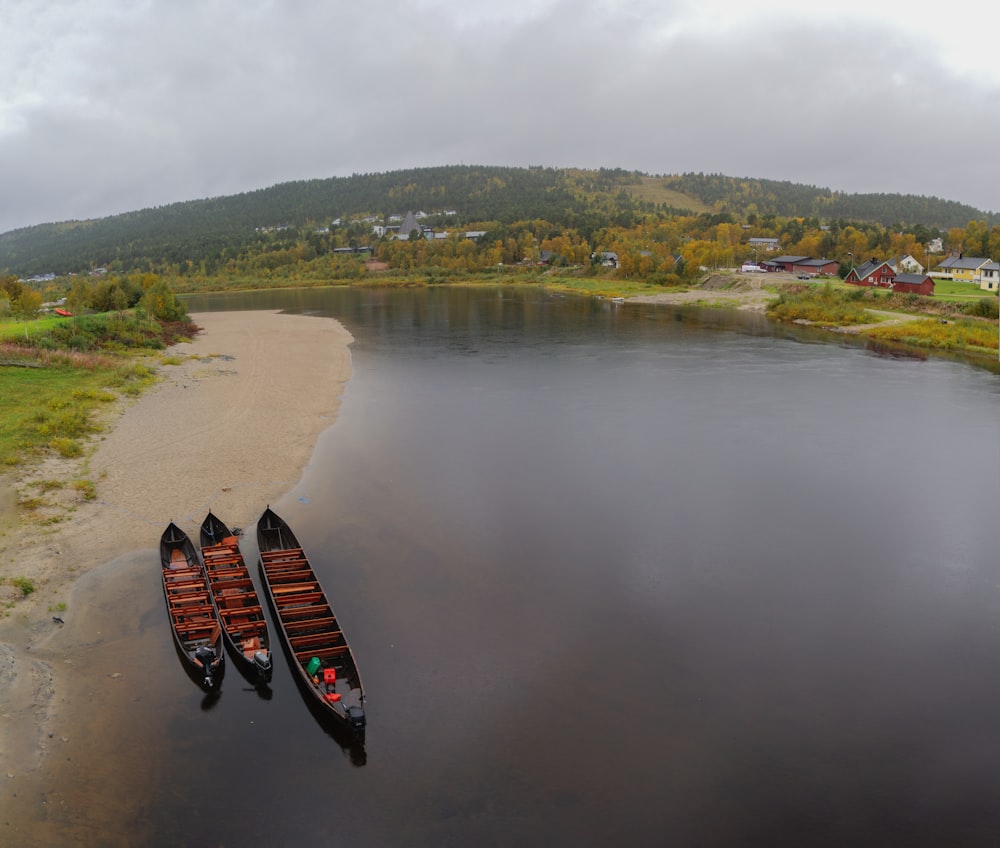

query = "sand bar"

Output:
[[0, 309, 353, 778]]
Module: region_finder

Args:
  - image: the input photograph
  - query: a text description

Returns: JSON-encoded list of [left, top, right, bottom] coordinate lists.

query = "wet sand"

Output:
[[0, 310, 353, 836]]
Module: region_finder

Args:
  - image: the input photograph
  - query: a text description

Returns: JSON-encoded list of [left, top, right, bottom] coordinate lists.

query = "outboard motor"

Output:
[[194, 645, 217, 687], [253, 650, 272, 680], [346, 704, 366, 734]]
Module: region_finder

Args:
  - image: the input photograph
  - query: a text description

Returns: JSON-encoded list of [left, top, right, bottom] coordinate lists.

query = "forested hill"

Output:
[[1, 166, 992, 276]]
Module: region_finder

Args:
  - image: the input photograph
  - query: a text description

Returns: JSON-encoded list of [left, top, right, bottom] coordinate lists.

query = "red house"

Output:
[[845, 259, 895, 288], [763, 255, 839, 275], [891, 273, 935, 296], [845, 260, 934, 295]]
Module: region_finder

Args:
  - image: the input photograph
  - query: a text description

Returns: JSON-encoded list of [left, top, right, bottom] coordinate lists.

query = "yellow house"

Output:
[[934, 254, 992, 283]]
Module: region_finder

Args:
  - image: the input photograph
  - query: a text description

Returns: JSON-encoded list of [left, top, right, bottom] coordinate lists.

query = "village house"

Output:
[[931, 254, 992, 283], [845, 259, 934, 295], [889, 273, 935, 295], [979, 261, 1000, 291], [762, 256, 839, 275], [890, 254, 925, 274], [845, 259, 895, 287]]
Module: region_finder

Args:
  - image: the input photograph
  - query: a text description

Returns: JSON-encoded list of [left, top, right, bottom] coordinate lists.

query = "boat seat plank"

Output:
[[206, 566, 247, 578], [169, 592, 211, 604], [262, 561, 308, 571], [285, 618, 339, 635], [229, 620, 267, 636], [295, 644, 351, 661], [271, 582, 320, 595], [164, 574, 204, 585], [218, 597, 258, 608], [289, 631, 346, 649], [221, 605, 264, 619], [168, 584, 208, 593], [268, 576, 316, 587], [273, 593, 326, 609], [278, 603, 332, 619], [261, 548, 304, 559], [212, 584, 255, 597], [262, 561, 310, 574], [174, 611, 216, 623], [261, 556, 308, 567]]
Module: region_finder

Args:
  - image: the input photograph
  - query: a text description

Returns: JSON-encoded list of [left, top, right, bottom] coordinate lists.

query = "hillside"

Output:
[[0, 166, 993, 277]]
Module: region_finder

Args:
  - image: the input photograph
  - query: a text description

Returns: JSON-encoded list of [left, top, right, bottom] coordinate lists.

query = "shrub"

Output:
[[963, 298, 999, 319], [10, 577, 35, 596], [767, 284, 870, 325], [51, 437, 83, 458]]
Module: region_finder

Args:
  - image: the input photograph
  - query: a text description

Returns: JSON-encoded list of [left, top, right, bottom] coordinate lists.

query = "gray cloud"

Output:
[[1, 0, 996, 233]]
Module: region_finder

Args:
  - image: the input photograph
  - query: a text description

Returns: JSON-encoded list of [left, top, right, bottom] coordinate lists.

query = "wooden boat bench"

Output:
[[278, 602, 332, 620], [261, 548, 304, 562], [285, 617, 339, 635], [274, 594, 327, 612], [231, 620, 267, 638], [267, 571, 316, 586], [167, 576, 205, 591], [271, 582, 321, 596], [206, 566, 247, 579], [217, 580, 255, 592], [295, 644, 351, 661], [222, 605, 264, 621], [289, 631, 346, 650], [262, 563, 310, 575], [169, 592, 211, 605]]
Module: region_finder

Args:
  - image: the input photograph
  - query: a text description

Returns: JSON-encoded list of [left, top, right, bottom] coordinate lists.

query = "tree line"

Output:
[[2, 166, 994, 279]]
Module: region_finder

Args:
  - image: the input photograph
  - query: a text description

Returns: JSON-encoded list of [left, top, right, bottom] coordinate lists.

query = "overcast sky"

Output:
[[2, 0, 998, 234]]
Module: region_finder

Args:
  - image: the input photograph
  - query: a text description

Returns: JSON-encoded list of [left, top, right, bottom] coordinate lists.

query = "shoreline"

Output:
[[0, 309, 353, 786]]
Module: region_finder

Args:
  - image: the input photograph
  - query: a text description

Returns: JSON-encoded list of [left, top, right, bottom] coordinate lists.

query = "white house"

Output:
[[979, 261, 1000, 291], [891, 254, 925, 274]]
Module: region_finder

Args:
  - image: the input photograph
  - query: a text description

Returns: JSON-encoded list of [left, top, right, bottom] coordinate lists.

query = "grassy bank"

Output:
[[764, 282, 999, 357], [0, 311, 196, 470]]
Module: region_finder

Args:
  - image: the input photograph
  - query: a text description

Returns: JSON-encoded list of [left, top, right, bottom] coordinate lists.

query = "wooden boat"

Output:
[[256, 506, 366, 735], [159, 522, 224, 688], [199, 511, 273, 683]]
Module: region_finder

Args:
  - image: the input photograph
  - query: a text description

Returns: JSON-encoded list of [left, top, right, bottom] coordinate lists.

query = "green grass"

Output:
[[0, 315, 70, 340], [930, 278, 993, 302], [767, 284, 872, 325], [9, 576, 35, 597], [0, 361, 153, 467], [864, 317, 998, 353]]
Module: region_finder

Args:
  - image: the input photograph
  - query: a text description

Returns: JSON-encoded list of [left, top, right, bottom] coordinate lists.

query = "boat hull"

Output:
[[160, 522, 224, 689], [256, 507, 366, 736], [199, 512, 273, 684]]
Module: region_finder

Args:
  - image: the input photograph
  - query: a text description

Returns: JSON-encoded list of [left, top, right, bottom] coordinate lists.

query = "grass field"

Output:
[[1, 316, 158, 468], [928, 278, 994, 302], [0, 315, 71, 340]]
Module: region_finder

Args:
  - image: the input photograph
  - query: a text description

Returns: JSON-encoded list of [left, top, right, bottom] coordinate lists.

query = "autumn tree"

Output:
[[140, 278, 187, 321]]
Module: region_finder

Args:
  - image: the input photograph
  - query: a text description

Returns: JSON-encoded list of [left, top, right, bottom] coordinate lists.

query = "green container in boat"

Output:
[[306, 657, 321, 677]]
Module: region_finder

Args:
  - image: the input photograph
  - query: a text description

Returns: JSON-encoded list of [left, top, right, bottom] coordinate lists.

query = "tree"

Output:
[[13, 287, 42, 318], [66, 278, 91, 314], [140, 279, 187, 321]]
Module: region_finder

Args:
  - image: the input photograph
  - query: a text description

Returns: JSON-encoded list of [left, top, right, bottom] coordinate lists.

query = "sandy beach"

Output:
[[0, 310, 353, 783]]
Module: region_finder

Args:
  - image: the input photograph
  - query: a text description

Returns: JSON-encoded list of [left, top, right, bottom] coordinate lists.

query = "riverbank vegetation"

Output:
[[764, 282, 998, 354], [0, 277, 195, 470]]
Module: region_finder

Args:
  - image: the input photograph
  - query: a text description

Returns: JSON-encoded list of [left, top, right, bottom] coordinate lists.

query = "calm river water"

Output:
[[33, 287, 1000, 846]]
